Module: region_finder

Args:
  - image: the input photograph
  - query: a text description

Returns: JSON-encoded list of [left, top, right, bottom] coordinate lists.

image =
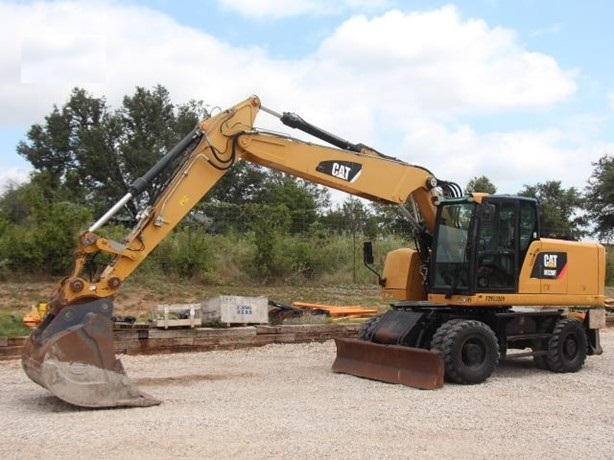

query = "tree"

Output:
[[518, 181, 586, 239], [16, 85, 209, 219], [465, 175, 497, 195], [254, 173, 329, 234], [207, 162, 272, 204], [368, 203, 404, 237], [0, 181, 92, 274], [16, 88, 109, 204], [583, 154, 614, 242]]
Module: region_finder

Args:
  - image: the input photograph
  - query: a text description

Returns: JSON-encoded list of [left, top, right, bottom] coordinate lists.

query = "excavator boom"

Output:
[[20, 95, 460, 407]]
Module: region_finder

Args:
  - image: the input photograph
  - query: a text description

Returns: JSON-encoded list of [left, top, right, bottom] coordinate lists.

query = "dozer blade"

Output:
[[332, 338, 444, 390], [22, 299, 160, 408]]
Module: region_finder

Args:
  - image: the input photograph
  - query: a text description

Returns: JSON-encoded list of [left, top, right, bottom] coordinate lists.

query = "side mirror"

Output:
[[363, 241, 374, 265], [362, 241, 384, 286]]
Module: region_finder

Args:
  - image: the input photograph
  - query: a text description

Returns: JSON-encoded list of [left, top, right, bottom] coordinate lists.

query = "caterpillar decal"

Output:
[[316, 160, 362, 183], [531, 252, 568, 279]]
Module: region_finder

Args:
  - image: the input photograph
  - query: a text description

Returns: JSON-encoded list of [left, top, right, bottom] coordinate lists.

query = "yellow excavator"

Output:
[[22, 95, 606, 408]]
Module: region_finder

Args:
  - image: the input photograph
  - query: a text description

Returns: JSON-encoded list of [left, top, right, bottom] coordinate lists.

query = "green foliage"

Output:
[[323, 198, 388, 238], [35, 202, 92, 275], [250, 205, 292, 280], [8, 84, 612, 291], [465, 175, 497, 195], [16, 85, 209, 219], [518, 181, 586, 239], [369, 201, 423, 237], [155, 226, 216, 280], [0, 314, 31, 337], [0, 180, 92, 275], [253, 174, 326, 234], [584, 154, 614, 242], [207, 162, 272, 204]]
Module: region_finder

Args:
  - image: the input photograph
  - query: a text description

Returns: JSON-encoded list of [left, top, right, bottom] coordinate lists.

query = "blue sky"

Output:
[[1, 0, 613, 197]]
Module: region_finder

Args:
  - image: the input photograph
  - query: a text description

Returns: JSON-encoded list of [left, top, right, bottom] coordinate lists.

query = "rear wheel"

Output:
[[431, 319, 499, 384], [545, 318, 587, 373]]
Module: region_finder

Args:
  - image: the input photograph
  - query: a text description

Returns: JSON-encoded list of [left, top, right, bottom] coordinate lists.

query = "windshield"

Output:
[[431, 202, 475, 292]]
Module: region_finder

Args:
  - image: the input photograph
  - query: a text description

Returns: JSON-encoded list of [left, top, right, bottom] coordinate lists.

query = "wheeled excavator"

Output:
[[22, 95, 607, 408]]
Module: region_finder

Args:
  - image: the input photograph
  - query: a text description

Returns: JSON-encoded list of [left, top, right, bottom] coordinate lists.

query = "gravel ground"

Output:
[[1, 329, 614, 460]]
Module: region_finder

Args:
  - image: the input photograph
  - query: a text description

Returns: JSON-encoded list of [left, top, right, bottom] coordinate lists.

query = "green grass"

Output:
[[0, 313, 31, 337]]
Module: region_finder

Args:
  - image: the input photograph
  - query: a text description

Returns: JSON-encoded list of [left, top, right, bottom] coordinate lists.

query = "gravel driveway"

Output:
[[1, 329, 613, 459]]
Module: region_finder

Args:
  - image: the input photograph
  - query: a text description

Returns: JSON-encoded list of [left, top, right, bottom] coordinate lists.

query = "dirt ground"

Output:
[[0, 279, 387, 318], [1, 330, 613, 459]]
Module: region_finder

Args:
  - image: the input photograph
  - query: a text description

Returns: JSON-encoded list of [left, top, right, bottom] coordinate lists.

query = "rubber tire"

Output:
[[357, 315, 383, 341], [431, 319, 499, 385], [533, 354, 549, 371], [545, 318, 587, 373], [532, 317, 556, 370]]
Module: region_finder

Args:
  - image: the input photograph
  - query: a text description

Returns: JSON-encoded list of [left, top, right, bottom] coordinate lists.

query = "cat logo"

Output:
[[316, 160, 362, 183], [543, 254, 558, 269], [530, 252, 567, 279], [332, 162, 351, 181]]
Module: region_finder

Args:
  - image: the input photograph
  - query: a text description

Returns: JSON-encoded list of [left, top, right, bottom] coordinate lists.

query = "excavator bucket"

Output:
[[21, 299, 160, 408], [332, 338, 444, 390]]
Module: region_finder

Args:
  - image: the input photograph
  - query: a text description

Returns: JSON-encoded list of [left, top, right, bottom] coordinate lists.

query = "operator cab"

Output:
[[429, 195, 539, 295]]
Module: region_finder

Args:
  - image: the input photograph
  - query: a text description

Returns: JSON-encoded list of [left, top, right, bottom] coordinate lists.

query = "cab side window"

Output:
[[476, 201, 517, 290], [519, 202, 536, 252]]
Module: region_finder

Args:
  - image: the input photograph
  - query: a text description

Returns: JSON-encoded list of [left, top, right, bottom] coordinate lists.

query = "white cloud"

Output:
[[608, 91, 614, 110], [21, 34, 106, 84], [0, 1, 599, 199], [400, 120, 612, 194], [216, 0, 391, 18], [313, 7, 576, 114], [0, 167, 30, 192]]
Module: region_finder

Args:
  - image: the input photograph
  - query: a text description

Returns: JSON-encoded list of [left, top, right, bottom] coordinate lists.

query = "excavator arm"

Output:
[[45, 95, 448, 310], [22, 95, 454, 407]]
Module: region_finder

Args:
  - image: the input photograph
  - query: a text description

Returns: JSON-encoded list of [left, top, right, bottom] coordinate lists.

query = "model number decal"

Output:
[[530, 252, 568, 279], [485, 295, 505, 302]]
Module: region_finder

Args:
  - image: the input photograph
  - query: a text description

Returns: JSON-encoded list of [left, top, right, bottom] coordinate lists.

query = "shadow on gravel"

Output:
[[493, 358, 550, 379], [133, 372, 257, 387], [17, 394, 94, 413], [15, 373, 259, 413]]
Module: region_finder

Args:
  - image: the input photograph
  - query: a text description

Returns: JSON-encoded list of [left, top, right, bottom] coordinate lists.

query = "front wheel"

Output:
[[431, 319, 499, 384], [545, 318, 587, 373], [357, 315, 383, 341]]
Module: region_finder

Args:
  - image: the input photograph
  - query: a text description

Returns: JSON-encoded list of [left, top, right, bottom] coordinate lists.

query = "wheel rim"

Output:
[[462, 339, 486, 367], [563, 334, 578, 359]]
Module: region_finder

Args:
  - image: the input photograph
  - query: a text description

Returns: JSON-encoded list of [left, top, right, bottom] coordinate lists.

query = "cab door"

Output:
[[473, 198, 519, 292]]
